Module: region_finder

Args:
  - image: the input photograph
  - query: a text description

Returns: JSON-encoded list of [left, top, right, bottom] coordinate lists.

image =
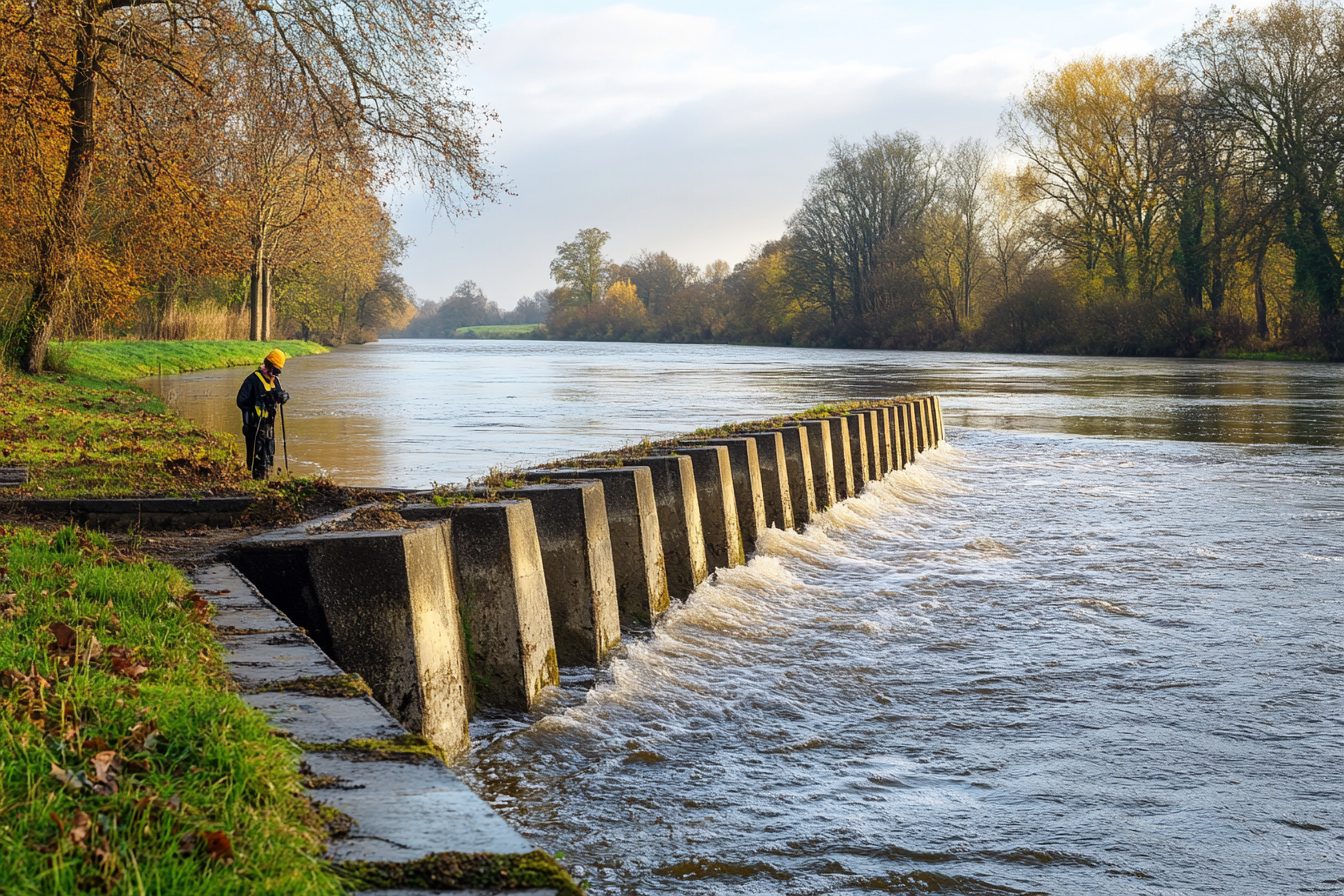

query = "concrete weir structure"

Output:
[[540, 467, 669, 626], [231, 519, 473, 758], [688, 438, 768, 555], [825, 416, 856, 500], [800, 419, 838, 511], [738, 431, 794, 531], [496, 482, 621, 667], [216, 392, 948, 866], [769, 426, 817, 526], [841, 414, 870, 489], [398, 500, 558, 710], [635, 454, 709, 600], [656, 446, 744, 571], [405, 482, 621, 669]]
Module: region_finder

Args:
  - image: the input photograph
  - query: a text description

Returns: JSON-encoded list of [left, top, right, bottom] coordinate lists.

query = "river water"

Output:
[[146, 341, 1343, 894]]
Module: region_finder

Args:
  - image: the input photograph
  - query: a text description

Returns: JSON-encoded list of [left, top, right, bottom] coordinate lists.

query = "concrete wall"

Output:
[[635, 455, 708, 599], [400, 501, 558, 710], [800, 420, 837, 511], [933, 396, 946, 443], [872, 407, 894, 475], [540, 467, 669, 626], [691, 438, 768, 554], [231, 521, 472, 758], [769, 426, 816, 527], [896, 403, 915, 467], [842, 413, 870, 485], [658, 446, 743, 571], [495, 482, 621, 667], [738, 431, 793, 532], [826, 416, 855, 500]]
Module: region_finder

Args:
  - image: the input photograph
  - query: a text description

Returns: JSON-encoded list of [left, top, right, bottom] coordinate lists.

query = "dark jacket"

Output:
[[237, 369, 279, 429]]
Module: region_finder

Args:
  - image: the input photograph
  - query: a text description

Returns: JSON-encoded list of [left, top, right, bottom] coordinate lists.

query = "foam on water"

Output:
[[458, 430, 1343, 895]]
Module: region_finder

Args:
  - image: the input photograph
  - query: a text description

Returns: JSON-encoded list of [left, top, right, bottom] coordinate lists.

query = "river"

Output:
[[146, 340, 1343, 894]]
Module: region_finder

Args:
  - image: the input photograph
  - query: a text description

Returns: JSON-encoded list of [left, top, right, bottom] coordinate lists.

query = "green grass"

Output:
[[48, 340, 328, 382], [0, 373, 251, 497], [452, 325, 540, 339], [0, 525, 346, 895]]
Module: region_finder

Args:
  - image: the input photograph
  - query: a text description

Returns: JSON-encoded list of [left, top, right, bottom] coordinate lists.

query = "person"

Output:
[[236, 349, 290, 480]]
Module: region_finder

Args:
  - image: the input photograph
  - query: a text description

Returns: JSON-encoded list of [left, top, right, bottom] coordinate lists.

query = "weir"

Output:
[[227, 395, 946, 767]]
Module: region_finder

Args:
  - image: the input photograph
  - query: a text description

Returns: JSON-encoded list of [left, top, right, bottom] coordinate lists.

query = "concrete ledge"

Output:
[[495, 482, 621, 666], [5, 496, 256, 529], [800, 420, 837, 511], [657, 447, 742, 572], [231, 521, 472, 758], [737, 432, 793, 532], [399, 501, 558, 709], [825, 416, 855, 500], [191, 564, 531, 865], [768, 426, 815, 527], [540, 468, 669, 626], [688, 439, 767, 555], [634, 455, 707, 600]]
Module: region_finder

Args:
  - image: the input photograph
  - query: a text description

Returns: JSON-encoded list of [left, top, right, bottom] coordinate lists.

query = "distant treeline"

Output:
[[395, 283, 550, 338], [414, 0, 1344, 360]]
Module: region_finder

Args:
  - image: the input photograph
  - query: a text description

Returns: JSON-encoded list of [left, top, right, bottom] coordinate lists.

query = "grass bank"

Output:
[[0, 373, 248, 498], [49, 340, 328, 382], [0, 524, 346, 894], [2, 340, 329, 497], [452, 324, 541, 339]]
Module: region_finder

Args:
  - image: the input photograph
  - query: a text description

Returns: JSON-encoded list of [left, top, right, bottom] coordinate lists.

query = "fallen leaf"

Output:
[[48, 621, 77, 650], [0, 668, 27, 689], [201, 830, 233, 863], [51, 762, 90, 791], [68, 810, 92, 848], [91, 750, 122, 783], [177, 831, 197, 857], [84, 635, 103, 662], [110, 657, 149, 681]]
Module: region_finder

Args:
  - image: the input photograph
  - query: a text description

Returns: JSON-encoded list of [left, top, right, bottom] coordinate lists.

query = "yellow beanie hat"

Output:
[[264, 349, 287, 370]]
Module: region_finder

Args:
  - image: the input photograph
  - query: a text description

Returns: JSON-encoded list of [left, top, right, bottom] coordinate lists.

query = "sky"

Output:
[[393, 0, 1237, 309]]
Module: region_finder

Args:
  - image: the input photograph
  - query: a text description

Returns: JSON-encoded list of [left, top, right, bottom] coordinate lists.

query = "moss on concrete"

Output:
[[245, 673, 373, 698], [336, 849, 585, 895], [299, 733, 449, 764]]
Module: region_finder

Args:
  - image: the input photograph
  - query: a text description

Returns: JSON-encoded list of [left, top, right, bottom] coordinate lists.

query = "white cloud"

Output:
[[470, 4, 908, 143]]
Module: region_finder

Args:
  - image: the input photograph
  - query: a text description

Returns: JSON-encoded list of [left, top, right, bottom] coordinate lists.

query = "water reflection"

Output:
[[141, 341, 1344, 486]]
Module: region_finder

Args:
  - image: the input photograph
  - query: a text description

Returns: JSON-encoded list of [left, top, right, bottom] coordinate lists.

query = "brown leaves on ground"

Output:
[[105, 644, 149, 681], [47, 808, 124, 891], [0, 591, 23, 619], [201, 830, 235, 863]]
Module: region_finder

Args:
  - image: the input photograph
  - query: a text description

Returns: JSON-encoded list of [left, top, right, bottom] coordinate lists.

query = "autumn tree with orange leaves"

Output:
[[0, 0, 498, 372]]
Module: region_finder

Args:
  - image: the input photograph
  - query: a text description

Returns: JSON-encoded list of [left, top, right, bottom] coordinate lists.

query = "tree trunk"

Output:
[[1253, 243, 1269, 340], [248, 245, 263, 341], [15, 15, 99, 373], [261, 264, 272, 340]]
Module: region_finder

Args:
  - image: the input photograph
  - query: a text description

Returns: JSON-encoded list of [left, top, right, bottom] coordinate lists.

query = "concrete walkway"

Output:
[[193, 563, 556, 896]]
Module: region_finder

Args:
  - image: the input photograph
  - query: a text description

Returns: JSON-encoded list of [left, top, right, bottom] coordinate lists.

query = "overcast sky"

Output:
[[394, 0, 1232, 309]]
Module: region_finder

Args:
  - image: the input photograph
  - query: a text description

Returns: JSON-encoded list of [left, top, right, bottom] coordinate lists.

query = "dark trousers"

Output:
[[243, 422, 275, 480]]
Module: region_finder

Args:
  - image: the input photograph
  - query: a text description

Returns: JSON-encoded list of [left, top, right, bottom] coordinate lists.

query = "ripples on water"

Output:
[[461, 433, 1343, 895], [145, 343, 1343, 892]]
